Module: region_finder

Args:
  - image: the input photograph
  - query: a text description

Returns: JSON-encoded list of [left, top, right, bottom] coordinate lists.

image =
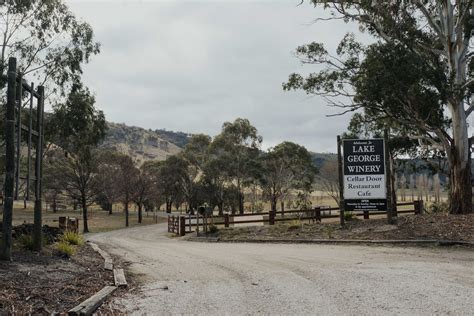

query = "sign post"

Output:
[[337, 136, 345, 226], [342, 138, 387, 213]]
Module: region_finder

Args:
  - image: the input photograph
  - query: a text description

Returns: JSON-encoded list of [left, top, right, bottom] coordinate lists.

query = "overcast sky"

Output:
[[67, 0, 361, 153]]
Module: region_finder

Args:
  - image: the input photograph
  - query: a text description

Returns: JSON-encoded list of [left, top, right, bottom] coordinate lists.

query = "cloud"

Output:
[[67, 0, 362, 153]]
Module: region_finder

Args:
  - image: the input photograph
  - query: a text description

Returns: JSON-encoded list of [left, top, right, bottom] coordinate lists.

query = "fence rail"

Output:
[[168, 215, 185, 236], [168, 200, 424, 236]]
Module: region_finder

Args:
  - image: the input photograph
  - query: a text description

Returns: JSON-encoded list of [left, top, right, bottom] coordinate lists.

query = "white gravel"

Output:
[[89, 224, 474, 315]]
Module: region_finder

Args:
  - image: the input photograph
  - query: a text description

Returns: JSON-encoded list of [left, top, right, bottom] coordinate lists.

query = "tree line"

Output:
[[43, 110, 318, 232]]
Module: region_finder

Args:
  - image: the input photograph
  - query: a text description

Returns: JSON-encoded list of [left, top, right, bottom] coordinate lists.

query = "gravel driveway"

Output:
[[89, 223, 474, 315]]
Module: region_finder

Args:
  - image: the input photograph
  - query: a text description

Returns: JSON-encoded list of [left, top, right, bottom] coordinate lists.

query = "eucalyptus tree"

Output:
[[115, 154, 138, 227], [155, 155, 186, 213], [201, 156, 228, 215], [133, 162, 156, 223], [211, 118, 262, 214], [180, 134, 212, 213], [259, 142, 317, 213], [96, 150, 122, 215], [0, 0, 100, 94], [285, 1, 474, 214], [48, 83, 107, 233], [54, 148, 101, 233]]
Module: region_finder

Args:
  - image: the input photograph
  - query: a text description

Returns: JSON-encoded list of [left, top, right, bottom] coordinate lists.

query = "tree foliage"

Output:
[[285, 1, 474, 214], [0, 0, 100, 94], [46, 84, 107, 232], [259, 141, 317, 212]]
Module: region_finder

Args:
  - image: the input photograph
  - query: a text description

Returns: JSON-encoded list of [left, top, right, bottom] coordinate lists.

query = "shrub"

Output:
[[55, 241, 76, 258], [253, 202, 264, 213], [287, 220, 301, 231], [344, 211, 357, 221], [18, 235, 34, 251], [208, 224, 219, 234], [324, 225, 335, 239], [427, 201, 449, 214], [61, 231, 84, 246]]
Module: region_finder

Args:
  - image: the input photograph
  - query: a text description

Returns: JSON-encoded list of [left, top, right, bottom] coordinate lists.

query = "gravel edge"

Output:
[[186, 237, 474, 248]]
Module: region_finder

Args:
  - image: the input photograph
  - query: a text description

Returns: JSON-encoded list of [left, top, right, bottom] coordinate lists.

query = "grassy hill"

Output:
[[101, 122, 187, 163], [102, 123, 340, 167]]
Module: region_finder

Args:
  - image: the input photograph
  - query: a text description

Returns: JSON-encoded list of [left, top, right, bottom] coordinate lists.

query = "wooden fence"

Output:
[[168, 200, 424, 236], [168, 215, 185, 236]]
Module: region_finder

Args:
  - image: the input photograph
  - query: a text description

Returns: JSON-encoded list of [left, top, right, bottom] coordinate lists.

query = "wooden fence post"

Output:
[[269, 211, 275, 225], [188, 213, 192, 233], [59, 217, 67, 231], [33, 85, 44, 251], [179, 216, 185, 236], [224, 214, 229, 228], [15, 74, 22, 200], [337, 135, 345, 227], [315, 207, 321, 222], [363, 210, 369, 219], [384, 129, 396, 225], [1, 58, 17, 261], [414, 200, 424, 215], [25, 82, 34, 204]]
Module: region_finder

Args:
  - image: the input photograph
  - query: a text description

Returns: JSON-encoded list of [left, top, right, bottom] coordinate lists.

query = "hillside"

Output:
[[102, 123, 339, 166], [311, 152, 337, 169], [101, 122, 187, 163]]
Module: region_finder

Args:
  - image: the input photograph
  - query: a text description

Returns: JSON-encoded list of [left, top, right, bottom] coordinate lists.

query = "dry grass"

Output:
[[217, 214, 474, 242], [2, 201, 166, 233]]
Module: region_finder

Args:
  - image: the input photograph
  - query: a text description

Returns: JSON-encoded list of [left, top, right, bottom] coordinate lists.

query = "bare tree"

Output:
[[115, 155, 138, 227], [132, 164, 155, 223], [316, 160, 340, 206], [53, 148, 101, 233]]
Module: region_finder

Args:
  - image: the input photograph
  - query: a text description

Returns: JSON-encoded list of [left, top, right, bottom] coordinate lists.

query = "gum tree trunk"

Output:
[[138, 203, 143, 223], [82, 195, 89, 233], [447, 100, 472, 214], [124, 196, 129, 227]]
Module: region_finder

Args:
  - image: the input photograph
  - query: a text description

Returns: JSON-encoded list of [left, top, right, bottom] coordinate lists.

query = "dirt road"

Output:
[[89, 224, 474, 315]]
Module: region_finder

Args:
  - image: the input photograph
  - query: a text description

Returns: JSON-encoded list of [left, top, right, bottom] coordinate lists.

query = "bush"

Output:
[[18, 235, 34, 251], [287, 220, 301, 231], [55, 241, 76, 258], [324, 225, 335, 239], [208, 224, 219, 234], [428, 201, 449, 214], [61, 231, 84, 246], [253, 202, 264, 213], [344, 211, 357, 221]]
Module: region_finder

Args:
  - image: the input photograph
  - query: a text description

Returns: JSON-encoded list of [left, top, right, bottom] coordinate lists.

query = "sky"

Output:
[[67, 0, 362, 153]]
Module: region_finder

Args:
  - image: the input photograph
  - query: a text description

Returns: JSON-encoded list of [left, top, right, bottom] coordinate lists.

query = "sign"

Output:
[[343, 139, 387, 211]]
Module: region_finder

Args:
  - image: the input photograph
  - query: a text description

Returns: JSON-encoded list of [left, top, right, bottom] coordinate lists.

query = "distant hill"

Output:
[[311, 152, 337, 169], [102, 123, 341, 166], [101, 122, 188, 163], [154, 129, 192, 148]]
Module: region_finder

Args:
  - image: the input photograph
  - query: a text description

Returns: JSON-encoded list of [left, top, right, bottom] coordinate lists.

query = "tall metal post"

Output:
[[15, 75, 22, 200], [337, 135, 345, 226], [1, 58, 17, 261], [33, 85, 44, 251]]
